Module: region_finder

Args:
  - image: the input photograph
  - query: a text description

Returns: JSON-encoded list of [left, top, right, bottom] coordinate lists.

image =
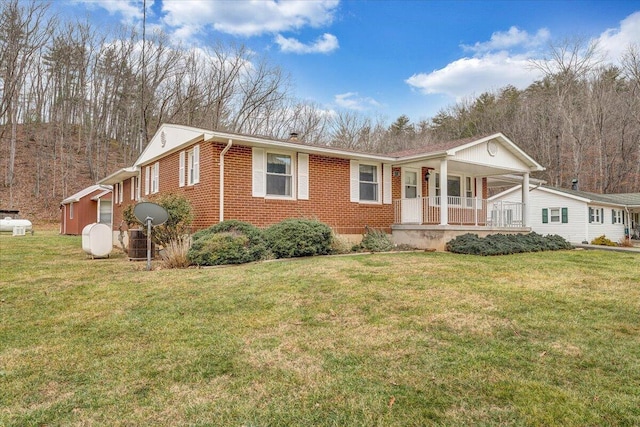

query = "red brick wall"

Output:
[[139, 141, 395, 234]]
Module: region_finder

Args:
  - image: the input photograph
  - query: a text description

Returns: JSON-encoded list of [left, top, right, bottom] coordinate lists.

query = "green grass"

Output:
[[1, 230, 639, 426]]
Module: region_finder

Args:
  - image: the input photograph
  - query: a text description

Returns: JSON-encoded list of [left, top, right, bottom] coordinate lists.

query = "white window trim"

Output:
[[549, 207, 561, 223], [265, 150, 295, 200], [69, 202, 74, 219], [252, 147, 300, 200], [352, 161, 382, 204]]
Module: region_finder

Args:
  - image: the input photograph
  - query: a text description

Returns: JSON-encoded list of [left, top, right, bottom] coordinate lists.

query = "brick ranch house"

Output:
[[98, 123, 544, 250]]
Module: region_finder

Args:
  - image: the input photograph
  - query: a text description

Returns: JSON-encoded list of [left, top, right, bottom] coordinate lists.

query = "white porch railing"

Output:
[[393, 196, 524, 228]]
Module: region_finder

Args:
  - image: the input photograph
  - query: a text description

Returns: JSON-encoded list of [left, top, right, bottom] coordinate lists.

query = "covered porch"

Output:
[[387, 133, 545, 250]]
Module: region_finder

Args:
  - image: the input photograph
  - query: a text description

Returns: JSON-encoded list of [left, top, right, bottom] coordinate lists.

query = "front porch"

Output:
[[393, 196, 524, 227], [391, 196, 530, 251]]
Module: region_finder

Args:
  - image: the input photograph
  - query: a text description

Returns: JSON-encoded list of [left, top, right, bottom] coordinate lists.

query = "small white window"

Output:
[[145, 166, 150, 195], [130, 177, 136, 200], [69, 202, 74, 219], [550, 208, 561, 222]]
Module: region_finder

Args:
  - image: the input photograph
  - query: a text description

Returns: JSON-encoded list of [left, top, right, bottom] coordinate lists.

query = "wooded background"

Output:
[[1, 0, 639, 221]]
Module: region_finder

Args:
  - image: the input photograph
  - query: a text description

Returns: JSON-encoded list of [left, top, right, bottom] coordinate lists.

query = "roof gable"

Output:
[[61, 185, 112, 204]]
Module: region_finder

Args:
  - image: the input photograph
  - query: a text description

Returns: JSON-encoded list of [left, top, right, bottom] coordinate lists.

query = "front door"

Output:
[[401, 169, 422, 223]]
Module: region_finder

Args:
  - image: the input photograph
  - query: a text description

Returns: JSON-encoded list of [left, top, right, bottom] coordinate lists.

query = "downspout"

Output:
[[219, 139, 233, 222]]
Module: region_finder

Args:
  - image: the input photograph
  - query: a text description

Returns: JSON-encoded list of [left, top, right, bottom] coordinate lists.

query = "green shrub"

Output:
[[264, 219, 333, 259], [188, 220, 267, 266], [590, 235, 617, 246], [446, 232, 573, 255], [127, 194, 194, 247], [359, 226, 394, 252]]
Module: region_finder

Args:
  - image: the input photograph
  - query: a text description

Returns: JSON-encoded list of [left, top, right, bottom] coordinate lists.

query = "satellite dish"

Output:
[[134, 202, 168, 226], [132, 202, 169, 271]]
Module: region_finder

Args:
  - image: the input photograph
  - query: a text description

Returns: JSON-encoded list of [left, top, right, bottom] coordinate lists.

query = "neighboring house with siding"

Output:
[[489, 185, 640, 244], [60, 185, 112, 235], [98, 124, 545, 250]]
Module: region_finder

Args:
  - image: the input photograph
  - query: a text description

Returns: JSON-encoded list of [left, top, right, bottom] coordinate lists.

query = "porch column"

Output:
[[522, 172, 530, 227], [439, 158, 448, 225]]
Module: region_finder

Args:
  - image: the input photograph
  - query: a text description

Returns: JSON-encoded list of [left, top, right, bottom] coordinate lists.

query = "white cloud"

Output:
[[407, 12, 640, 104], [406, 53, 542, 100], [161, 0, 339, 37], [595, 11, 640, 62], [334, 92, 381, 111], [275, 33, 338, 54], [463, 26, 550, 54]]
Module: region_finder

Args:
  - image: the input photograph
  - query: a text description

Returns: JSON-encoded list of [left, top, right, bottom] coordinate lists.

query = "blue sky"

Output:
[[59, 0, 640, 125]]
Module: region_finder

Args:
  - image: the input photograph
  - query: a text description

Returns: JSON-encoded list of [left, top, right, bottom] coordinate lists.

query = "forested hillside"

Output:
[[1, 0, 638, 222]]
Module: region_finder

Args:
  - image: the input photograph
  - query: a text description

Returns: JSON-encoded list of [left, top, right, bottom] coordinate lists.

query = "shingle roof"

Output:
[[546, 186, 640, 207]]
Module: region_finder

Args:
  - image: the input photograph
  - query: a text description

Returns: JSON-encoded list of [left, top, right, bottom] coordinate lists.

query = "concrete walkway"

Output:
[[574, 244, 640, 254]]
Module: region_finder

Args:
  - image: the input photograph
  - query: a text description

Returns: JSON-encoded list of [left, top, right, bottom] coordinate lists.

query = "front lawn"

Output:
[[1, 230, 639, 426]]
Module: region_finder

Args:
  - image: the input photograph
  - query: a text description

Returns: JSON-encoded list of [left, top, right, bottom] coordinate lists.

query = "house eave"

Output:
[[98, 167, 139, 185]]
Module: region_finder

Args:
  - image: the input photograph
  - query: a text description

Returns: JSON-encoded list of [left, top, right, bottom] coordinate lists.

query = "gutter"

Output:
[[219, 139, 233, 222]]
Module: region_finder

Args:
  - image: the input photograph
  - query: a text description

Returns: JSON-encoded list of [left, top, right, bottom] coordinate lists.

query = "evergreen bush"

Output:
[[187, 220, 267, 266], [446, 232, 573, 255], [359, 226, 394, 252], [264, 219, 333, 259]]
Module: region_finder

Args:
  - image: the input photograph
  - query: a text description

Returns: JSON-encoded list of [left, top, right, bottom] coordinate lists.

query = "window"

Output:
[[69, 202, 73, 219], [465, 177, 474, 207], [435, 173, 441, 198], [589, 207, 603, 224], [117, 182, 123, 204], [543, 207, 568, 224], [359, 164, 378, 202], [448, 176, 461, 204], [266, 153, 292, 197], [612, 209, 624, 224], [99, 200, 111, 224], [404, 170, 418, 198]]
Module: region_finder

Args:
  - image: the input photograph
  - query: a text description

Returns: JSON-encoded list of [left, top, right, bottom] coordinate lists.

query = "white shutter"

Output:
[[145, 166, 150, 195], [179, 151, 185, 187], [252, 147, 266, 197], [193, 145, 200, 184], [383, 163, 392, 204], [350, 160, 359, 202], [297, 153, 309, 200], [114, 182, 118, 204], [153, 162, 159, 193]]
